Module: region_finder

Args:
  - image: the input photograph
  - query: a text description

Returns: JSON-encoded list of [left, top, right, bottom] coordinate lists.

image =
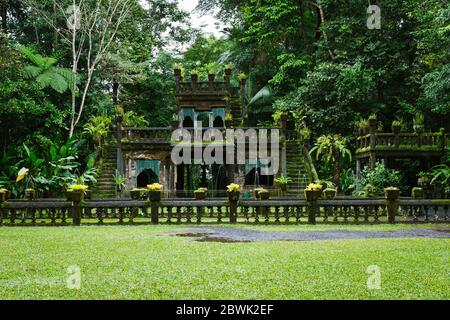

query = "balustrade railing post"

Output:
[[72, 200, 81, 226], [385, 195, 399, 224], [307, 200, 318, 224], [229, 199, 238, 224], [151, 200, 159, 224]]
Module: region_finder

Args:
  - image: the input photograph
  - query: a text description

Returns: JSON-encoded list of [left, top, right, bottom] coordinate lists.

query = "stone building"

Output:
[[95, 68, 314, 198]]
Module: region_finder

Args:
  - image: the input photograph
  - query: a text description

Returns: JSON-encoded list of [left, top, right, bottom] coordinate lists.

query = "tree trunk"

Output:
[[333, 160, 340, 192], [112, 80, 119, 104], [333, 149, 340, 191], [1, 0, 7, 34]]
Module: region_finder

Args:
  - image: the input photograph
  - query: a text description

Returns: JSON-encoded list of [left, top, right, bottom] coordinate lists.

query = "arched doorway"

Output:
[[137, 169, 159, 187], [197, 112, 210, 127], [182, 116, 194, 128], [213, 116, 224, 128]]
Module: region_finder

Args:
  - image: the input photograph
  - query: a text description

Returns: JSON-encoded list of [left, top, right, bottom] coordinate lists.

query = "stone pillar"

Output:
[[72, 200, 81, 226], [356, 159, 361, 192], [385, 193, 399, 224], [369, 120, 377, 169]]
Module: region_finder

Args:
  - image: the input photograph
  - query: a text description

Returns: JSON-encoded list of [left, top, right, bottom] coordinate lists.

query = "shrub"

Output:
[[363, 184, 377, 198], [360, 162, 402, 195], [274, 176, 292, 185]]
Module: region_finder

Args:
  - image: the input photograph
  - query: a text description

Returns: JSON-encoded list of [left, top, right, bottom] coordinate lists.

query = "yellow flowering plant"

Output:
[[147, 183, 163, 192], [305, 183, 322, 191], [226, 183, 240, 193], [67, 184, 89, 194]]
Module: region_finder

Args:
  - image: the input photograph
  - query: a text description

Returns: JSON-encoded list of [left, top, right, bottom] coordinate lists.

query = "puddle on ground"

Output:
[[175, 232, 213, 238], [174, 232, 251, 243], [195, 236, 251, 243], [432, 227, 450, 233]]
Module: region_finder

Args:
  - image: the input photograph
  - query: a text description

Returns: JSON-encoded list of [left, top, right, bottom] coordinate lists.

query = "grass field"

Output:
[[0, 224, 449, 300]]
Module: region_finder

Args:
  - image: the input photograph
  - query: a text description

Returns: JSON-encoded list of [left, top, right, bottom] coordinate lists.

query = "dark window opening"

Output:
[[213, 116, 224, 128], [182, 116, 194, 128], [137, 169, 159, 188]]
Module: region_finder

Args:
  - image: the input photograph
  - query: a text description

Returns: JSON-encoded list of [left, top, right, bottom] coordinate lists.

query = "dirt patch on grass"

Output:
[[165, 227, 450, 243]]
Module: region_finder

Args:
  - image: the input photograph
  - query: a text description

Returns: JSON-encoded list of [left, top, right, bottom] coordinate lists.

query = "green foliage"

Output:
[[274, 176, 292, 185], [310, 135, 352, 163], [83, 116, 112, 145], [122, 111, 149, 128], [339, 168, 356, 195], [360, 162, 403, 196], [17, 46, 79, 94]]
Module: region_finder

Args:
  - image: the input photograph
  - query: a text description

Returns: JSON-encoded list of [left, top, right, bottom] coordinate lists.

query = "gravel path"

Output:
[[166, 226, 450, 242]]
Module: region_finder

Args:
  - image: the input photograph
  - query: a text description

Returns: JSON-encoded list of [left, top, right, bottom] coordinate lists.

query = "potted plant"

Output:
[[224, 63, 233, 77], [274, 176, 291, 192], [226, 183, 240, 201], [384, 187, 400, 200], [304, 183, 322, 201], [323, 188, 337, 199], [207, 63, 217, 81], [258, 188, 270, 200], [25, 188, 36, 200], [65, 184, 88, 202], [115, 106, 124, 123], [0, 188, 9, 202], [392, 120, 402, 134], [147, 183, 163, 202], [254, 187, 265, 199], [363, 184, 377, 198], [316, 180, 333, 192], [194, 187, 207, 200], [358, 119, 369, 135], [411, 187, 424, 199], [173, 63, 183, 74], [368, 114, 377, 130], [130, 188, 146, 200], [238, 72, 247, 85], [190, 69, 199, 82], [171, 113, 179, 129], [413, 114, 424, 133], [299, 127, 311, 146], [417, 172, 431, 189], [225, 114, 233, 127]]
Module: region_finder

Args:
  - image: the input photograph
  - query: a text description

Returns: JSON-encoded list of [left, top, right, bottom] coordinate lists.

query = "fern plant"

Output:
[[16, 45, 79, 94]]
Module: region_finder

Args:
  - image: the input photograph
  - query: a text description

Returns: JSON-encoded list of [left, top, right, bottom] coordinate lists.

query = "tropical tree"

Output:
[[17, 46, 77, 94], [83, 116, 112, 158], [310, 134, 352, 190]]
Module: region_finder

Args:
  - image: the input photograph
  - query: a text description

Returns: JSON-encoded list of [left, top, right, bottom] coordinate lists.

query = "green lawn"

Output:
[[0, 224, 449, 300]]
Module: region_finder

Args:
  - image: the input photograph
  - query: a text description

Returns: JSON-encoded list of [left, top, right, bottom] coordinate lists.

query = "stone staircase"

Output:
[[94, 144, 117, 199], [285, 141, 313, 196]]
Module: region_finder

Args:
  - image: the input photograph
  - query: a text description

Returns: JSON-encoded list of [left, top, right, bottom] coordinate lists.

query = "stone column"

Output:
[[356, 159, 361, 192]]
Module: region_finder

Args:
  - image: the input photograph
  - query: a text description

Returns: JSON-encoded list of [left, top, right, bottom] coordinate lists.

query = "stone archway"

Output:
[[213, 116, 224, 128], [182, 116, 194, 128], [137, 168, 159, 188]]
